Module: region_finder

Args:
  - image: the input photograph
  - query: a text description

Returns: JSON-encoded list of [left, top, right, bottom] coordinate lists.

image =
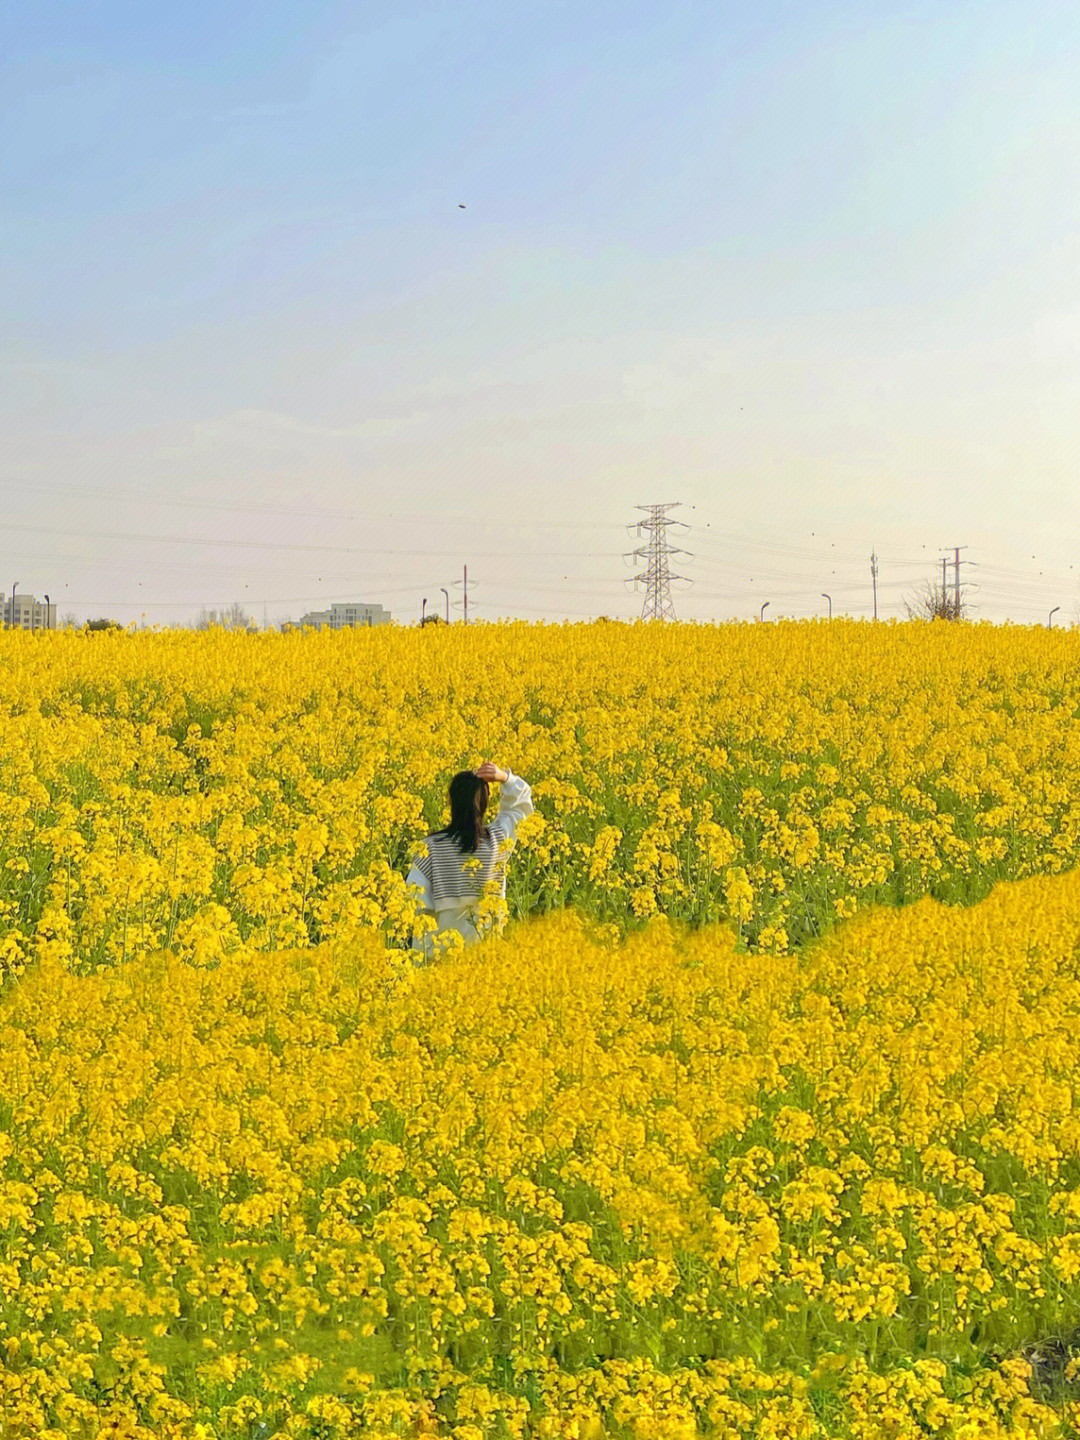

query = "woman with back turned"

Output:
[[407, 760, 533, 957]]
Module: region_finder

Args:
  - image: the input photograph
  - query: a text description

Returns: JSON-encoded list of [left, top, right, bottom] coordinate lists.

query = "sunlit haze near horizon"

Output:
[[3, 0, 1078, 628]]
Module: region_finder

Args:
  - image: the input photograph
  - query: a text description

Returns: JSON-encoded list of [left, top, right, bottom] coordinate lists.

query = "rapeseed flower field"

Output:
[[3, 617, 1080, 1436], [3, 617, 1080, 978]]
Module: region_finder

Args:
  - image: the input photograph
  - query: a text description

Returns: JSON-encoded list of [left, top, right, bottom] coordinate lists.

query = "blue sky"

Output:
[[3, 0, 1078, 625]]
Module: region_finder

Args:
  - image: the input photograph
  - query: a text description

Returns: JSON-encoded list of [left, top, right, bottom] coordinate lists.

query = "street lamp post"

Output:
[[421, 597, 427, 626], [44, 595, 50, 632], [821, 592, 832, 619], [10, 581, 18, 631], [760, 601, 770, 622], [1049, 606, 1060, 629], [441, 587, 450, 624]]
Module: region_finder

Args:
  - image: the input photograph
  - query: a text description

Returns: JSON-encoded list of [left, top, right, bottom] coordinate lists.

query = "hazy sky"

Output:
[[3, 0, 1078, 627]]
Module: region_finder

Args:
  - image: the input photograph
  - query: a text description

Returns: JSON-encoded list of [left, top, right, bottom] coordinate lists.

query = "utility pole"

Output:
[[463, 565, 468, 625], [870, 550, 878, 620], [940, 545, 971, 619], [624, 503, 691, 620]]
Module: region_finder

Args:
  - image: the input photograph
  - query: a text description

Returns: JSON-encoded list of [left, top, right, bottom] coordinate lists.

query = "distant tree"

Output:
[[420, 613, 445, 626], [904, 579, 970, 622], [225, 601, 257, 631], [193, 603, 256, 632], [60, 612, 79, 630], [85, 617, 122, 631]]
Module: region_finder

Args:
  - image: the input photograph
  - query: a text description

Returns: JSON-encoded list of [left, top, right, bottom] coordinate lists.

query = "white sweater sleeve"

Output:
[[406, 862, 435, 912], [492, 770, 533, 846]]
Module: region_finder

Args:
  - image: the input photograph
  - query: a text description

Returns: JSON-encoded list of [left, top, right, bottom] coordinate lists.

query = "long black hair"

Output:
[[432, 771, 490, 854]]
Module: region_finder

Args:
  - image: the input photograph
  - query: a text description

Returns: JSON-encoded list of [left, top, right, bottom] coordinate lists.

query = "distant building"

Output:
[[298, 601, 391, 630], [3, 595, 56, 631]]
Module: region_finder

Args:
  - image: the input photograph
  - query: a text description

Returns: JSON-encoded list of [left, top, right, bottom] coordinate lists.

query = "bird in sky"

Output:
[[458, 203, 466, 209]]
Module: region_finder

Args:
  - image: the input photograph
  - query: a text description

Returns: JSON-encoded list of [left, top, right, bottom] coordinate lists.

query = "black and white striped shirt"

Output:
[[407, 771, 533, 949]]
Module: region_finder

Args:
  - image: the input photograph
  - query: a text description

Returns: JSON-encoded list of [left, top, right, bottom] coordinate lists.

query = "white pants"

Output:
[[410, 902, 502, 959]]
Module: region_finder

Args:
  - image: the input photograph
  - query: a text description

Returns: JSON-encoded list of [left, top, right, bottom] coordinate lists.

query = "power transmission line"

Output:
[[3, 520, 613, 562], [2, 478, 628, 535]]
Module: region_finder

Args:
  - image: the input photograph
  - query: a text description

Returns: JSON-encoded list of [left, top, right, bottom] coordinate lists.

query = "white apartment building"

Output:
[[3, 595, 56, 631], [298, 601, 391, 630]]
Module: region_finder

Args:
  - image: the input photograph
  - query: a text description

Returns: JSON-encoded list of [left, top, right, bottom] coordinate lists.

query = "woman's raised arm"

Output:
[[489, 767, 533, 845]]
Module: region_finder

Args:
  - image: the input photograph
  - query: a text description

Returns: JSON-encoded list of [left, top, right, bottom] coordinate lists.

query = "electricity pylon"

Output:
[[624, 503, 692, 620]]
